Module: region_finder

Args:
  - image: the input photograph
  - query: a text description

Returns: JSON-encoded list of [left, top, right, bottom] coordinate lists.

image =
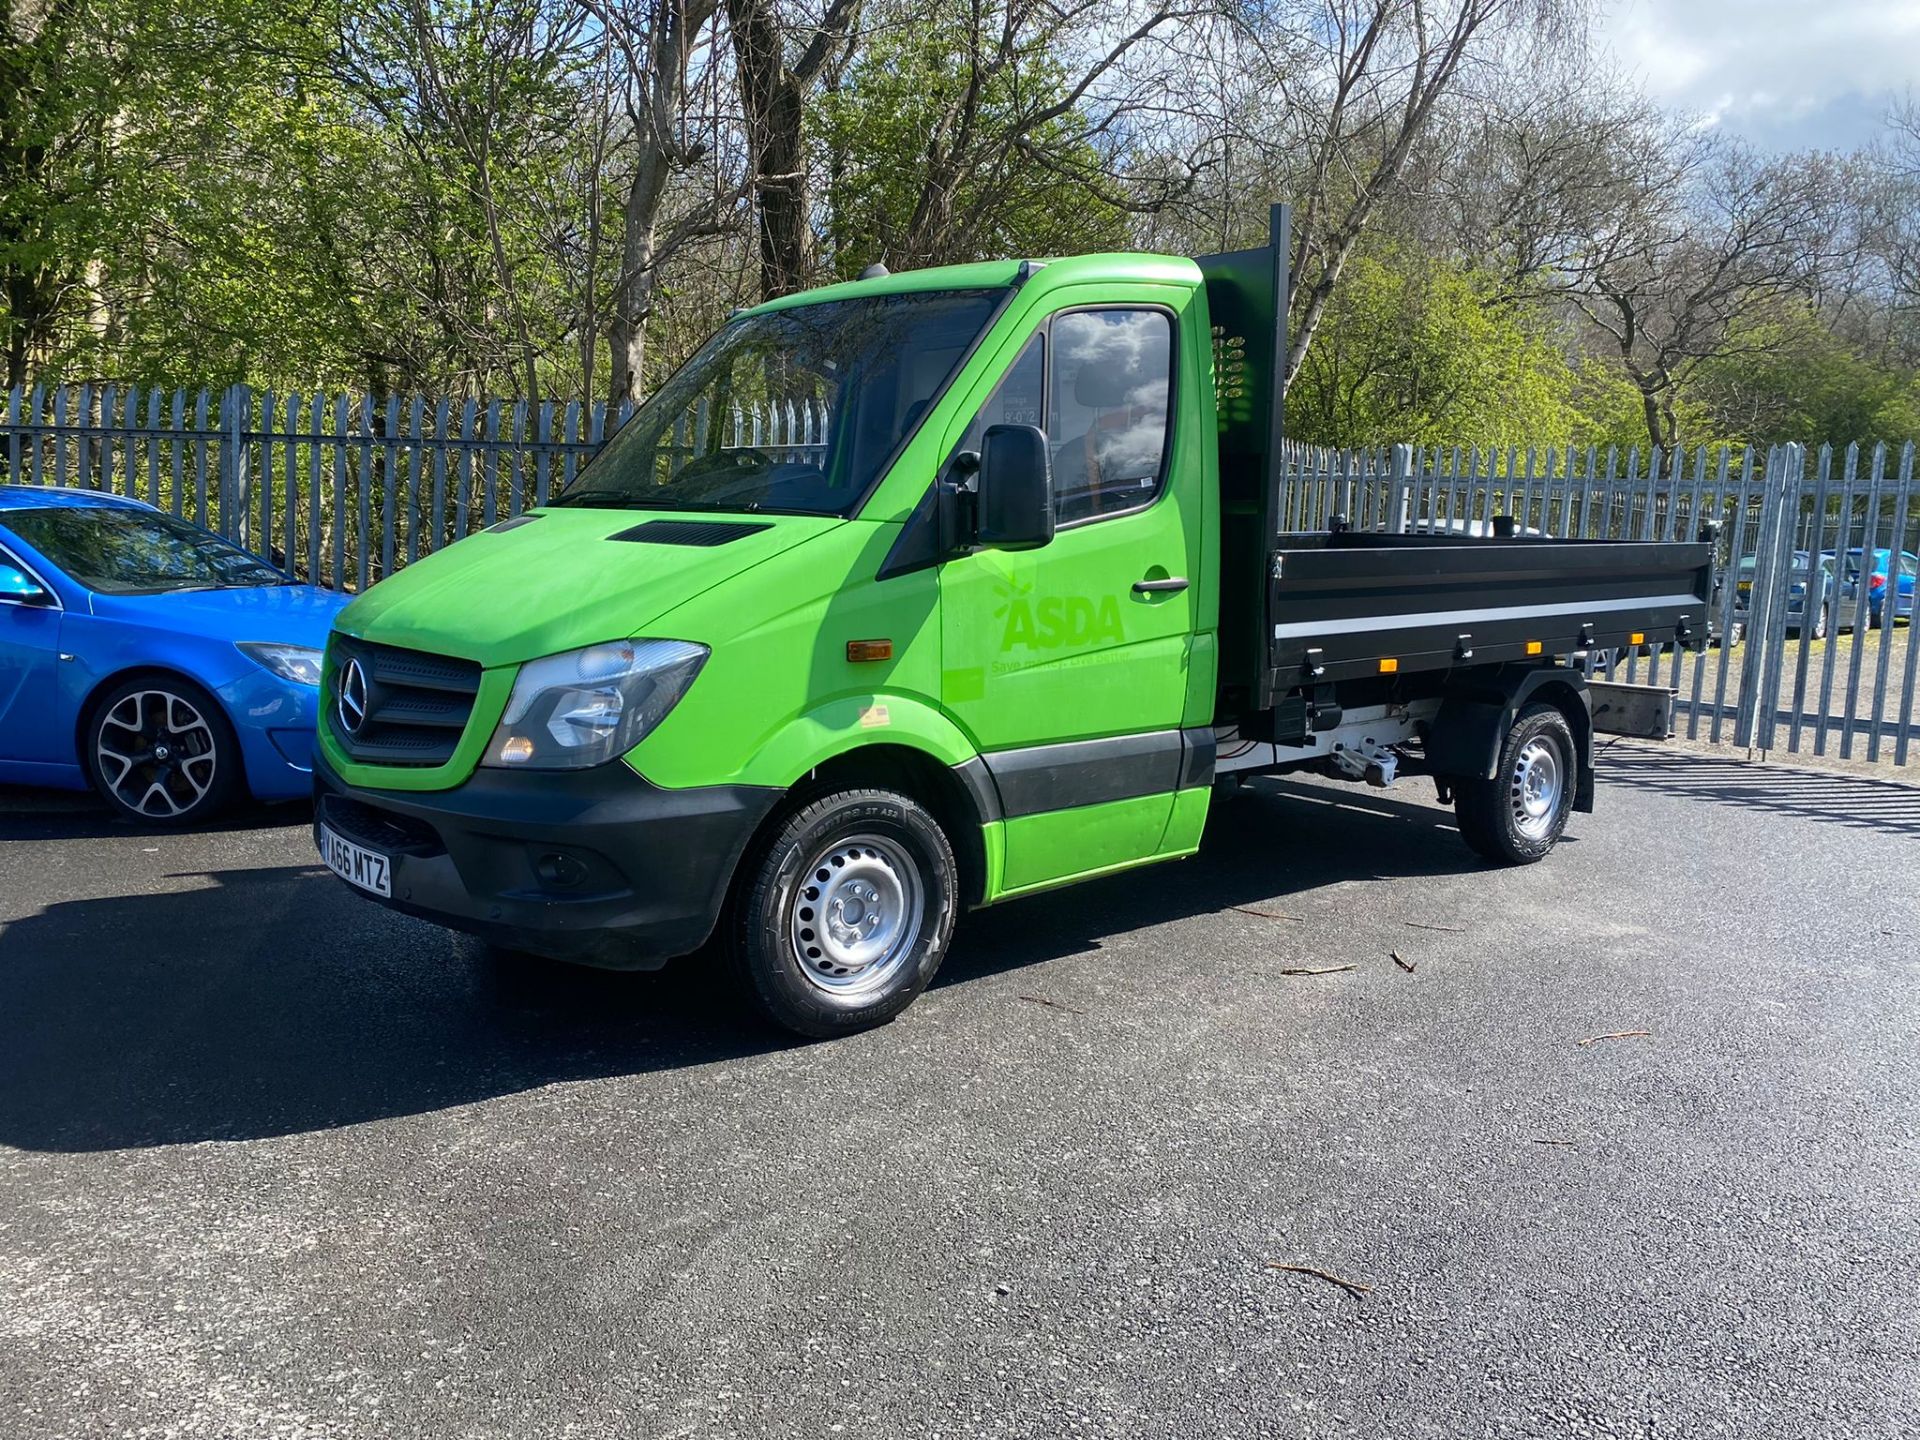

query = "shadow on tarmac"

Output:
[[0, 776, 1477, 1152], [1598, 745, 1920, 838]]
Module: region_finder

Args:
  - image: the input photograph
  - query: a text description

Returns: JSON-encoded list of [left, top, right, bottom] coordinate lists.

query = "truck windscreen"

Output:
[[557, 289, 1003, 517]]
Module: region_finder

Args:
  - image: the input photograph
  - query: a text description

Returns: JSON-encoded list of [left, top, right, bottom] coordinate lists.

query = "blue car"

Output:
[[1837, 548, 1918, 627], [0, 486, 350, 822]]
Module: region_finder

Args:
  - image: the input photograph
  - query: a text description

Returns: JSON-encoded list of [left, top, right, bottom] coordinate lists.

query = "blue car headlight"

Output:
[[236, 641, 325, 687]]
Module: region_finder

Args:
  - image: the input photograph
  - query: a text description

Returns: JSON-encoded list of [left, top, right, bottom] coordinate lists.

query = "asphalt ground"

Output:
[[2, 744, 1917, 1439]]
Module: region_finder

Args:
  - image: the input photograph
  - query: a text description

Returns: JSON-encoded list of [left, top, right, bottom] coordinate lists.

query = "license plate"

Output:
[[319, 823, 391, 897]]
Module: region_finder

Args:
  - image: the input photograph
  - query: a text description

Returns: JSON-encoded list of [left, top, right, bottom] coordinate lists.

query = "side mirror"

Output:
[[974, 423, 1055, 552], [0, 562, 49, 606]]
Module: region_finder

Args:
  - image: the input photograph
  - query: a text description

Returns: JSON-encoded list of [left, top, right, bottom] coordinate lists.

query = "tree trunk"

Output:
[[725, 0, 860, 300], [608, 145, 671, 403], [1640, 385, 1663, 455], [726, 0, 809, 299]]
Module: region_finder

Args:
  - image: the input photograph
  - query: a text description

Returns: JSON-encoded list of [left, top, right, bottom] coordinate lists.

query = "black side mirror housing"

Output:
[[974, 423, 1055, 552]]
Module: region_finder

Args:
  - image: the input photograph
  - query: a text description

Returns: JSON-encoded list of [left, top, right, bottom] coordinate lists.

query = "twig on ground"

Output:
[[1018, 994, 1085, 1016], [1234, 906, 1304, 922], [1265, 1262, 1373, 1299], [1576, 1029, 1650, 1047], [1530, 1138, 1576, 1147], [1401, 920, 1466, 933], [1268, 964, 1356, 977], [1390, 950, 1415, 973]]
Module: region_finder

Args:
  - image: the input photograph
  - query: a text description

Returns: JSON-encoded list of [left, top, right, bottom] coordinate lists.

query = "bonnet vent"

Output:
[[609, 519, 772, 547]]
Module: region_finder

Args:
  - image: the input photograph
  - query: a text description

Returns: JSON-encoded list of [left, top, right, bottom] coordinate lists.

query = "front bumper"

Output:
[[313, 752, 781, 969], [219, 669, 325, 800]]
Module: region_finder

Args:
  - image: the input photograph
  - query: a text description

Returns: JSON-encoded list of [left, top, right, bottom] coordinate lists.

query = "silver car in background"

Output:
[[1727, 550, 1840, 646]]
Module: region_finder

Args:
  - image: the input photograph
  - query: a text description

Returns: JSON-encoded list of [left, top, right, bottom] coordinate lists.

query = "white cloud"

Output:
[[1598, 0, 1920, 150]]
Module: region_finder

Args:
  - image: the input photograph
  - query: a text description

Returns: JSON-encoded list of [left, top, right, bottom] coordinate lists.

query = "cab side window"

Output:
[[952, 334, 1045, 458], [1048, 309, 1173, 525]]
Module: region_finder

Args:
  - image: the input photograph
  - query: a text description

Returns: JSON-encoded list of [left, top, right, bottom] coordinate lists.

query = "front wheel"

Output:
[[84, 675, 241, 824], [730, 788, 958, 1037], [1452, 703, 1576, 865]]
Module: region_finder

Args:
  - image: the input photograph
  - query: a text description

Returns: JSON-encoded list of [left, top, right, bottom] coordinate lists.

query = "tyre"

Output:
[[1811, 606, 1827, 641], [730, 788, 958, 1037], [1453, 702, 1576, 866], [84, 675, 241, 824]]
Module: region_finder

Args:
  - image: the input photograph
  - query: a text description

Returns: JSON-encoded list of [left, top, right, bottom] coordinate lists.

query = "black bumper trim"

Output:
[[314, 753, 782, 969]]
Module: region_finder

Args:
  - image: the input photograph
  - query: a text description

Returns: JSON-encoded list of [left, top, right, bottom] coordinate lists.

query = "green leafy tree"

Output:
[[1290, 245, 1635, 449]]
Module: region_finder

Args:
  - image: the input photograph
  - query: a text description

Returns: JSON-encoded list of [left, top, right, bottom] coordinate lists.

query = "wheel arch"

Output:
[[1425, 664, 1594, 814], [732, 740, 996, 911], [73, 663, 233, 762]]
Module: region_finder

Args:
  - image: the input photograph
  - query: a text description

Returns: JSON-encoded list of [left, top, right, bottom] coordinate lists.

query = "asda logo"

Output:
[[999, 594, 1126, 651]]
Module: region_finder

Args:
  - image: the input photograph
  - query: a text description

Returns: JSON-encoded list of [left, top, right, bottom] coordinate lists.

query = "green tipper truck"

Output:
[[314, 209, 1713, 1036]]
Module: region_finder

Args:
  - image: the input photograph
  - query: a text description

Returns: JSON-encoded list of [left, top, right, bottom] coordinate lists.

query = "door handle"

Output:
[[1132, 576, 1189, 594]]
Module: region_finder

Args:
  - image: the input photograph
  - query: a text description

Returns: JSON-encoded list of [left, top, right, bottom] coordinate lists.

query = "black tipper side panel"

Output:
[[609, 519, 773, 547], [1265, 531, 1716, 684], [1193, 203, 1291, 719]]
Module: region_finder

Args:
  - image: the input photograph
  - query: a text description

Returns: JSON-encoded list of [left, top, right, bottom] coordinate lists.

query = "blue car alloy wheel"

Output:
[[84, 674, 240, 822]]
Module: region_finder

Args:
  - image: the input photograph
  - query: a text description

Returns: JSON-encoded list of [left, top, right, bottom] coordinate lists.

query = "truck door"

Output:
[[939, 302, 1197, 892]]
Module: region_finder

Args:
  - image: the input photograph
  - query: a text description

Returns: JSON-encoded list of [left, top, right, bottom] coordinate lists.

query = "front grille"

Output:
[[327, 635, 482, 767], [318, 792, 444, 855]]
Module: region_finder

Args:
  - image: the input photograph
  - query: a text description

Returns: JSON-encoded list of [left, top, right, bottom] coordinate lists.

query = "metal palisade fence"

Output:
[[0, 383, 830, 592], [3, 380, 1918, 767], [1279, 439, 1920, 767]]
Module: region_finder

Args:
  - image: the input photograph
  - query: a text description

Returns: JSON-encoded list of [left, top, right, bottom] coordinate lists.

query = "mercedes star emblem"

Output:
[[338, 657, 369, 737]]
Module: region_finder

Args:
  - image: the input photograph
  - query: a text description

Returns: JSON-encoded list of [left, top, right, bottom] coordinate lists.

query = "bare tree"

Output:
[[1274, 1, 1574, 389], [1217, 0, 1579, 393], [1569, 141, 1843, 449], [581, 0, 751, 401], [1423, 71, 1677, 305]]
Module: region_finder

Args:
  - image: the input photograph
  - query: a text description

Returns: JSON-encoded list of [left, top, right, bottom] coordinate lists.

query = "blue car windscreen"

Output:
[[5, 506, 286, 594]]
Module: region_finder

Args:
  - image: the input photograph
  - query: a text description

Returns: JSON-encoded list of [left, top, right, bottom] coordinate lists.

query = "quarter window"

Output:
[[953, 335, 1045, 457]]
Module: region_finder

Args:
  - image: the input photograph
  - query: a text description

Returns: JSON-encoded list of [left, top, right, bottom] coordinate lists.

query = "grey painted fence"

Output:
[[4, 381, 1916, 766], [0, 383, 828, 592], [1279, 439, 1920, 766]]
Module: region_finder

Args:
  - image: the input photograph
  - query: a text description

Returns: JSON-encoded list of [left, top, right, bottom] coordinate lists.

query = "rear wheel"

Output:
[[730, 788, 958, 1037], [1453, 703, 1575, 865], [84, 675, 241, 824]]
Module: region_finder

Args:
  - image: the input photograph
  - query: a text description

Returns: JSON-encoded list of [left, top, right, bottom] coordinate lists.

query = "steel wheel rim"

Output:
[[96, 690, 217, 818], [1509, 736, 1563, 841], [788, 832, 924, 1002]]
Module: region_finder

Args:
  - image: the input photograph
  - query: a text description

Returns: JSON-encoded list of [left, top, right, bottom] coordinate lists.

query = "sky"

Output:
[[1598, 0, 1920, 152]]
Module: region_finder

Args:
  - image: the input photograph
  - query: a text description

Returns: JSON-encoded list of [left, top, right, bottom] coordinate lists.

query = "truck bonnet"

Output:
[[330, 507, 837, 668]]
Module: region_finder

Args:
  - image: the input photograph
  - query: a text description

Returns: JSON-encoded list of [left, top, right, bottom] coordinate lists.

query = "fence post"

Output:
[[221, 383, 251, 543], [1734, 444, 1802, 751], [1387, 444, 1414, 533]]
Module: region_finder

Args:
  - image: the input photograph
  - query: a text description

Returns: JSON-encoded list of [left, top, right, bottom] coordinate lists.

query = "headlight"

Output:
[[483, 639, 708, 770], [236, 641, 324, 687]]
